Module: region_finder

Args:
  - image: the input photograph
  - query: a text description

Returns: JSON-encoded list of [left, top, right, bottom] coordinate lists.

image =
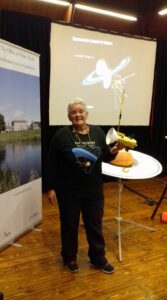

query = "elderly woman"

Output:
[[47, 98, 123, 273]]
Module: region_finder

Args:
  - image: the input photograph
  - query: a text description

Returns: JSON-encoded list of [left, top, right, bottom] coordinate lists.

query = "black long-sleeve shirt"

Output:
[[47, 125, 115, 199]]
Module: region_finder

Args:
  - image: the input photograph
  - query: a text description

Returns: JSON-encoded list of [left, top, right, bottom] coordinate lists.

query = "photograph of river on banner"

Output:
[[0, 61, 41, 193]]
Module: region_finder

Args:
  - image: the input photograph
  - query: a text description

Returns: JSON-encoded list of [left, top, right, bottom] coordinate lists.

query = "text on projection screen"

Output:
[[49, 23, 156, 126]]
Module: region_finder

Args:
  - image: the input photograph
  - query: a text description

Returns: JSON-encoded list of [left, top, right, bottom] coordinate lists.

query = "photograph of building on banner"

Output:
[[0, 42, 41, 193]]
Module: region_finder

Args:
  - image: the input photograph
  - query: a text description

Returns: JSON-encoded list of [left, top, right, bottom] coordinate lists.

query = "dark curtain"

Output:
[[150, 41, 167, 175], [0, 10, 51, 189]]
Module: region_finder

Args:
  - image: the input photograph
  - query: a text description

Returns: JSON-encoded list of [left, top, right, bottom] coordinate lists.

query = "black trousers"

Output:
[[57, 193, 106, 265]]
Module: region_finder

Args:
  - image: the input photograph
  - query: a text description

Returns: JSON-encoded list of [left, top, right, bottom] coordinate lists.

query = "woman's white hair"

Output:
[[67, 98, 88, 114]]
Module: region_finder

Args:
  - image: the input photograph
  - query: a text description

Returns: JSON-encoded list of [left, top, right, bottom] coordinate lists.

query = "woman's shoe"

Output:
[[90, 262, 114, 274], [65, 261, 78, 272]]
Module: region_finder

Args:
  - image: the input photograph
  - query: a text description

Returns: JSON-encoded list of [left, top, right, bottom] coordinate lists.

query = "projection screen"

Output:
[[49, 23, 157, 126]]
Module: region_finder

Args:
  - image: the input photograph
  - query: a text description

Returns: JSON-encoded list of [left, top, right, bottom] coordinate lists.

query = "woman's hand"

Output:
[[47, 190, 57, 205], [109, 142, 124, 155]]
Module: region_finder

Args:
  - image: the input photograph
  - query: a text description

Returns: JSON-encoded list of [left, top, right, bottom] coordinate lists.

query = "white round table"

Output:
[[102, 150, 163, 262], [102, 150, 162, 180]]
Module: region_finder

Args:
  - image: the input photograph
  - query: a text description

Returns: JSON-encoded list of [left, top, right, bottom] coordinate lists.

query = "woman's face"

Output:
[[68, 104, 88, 127]]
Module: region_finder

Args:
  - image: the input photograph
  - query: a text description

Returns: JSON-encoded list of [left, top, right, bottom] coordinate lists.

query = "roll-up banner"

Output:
[[0, 39, 42, 250]]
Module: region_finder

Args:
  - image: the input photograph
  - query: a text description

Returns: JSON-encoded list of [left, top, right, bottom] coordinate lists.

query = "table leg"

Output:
[[115, 178, 155, 262], [117, 178, 123, 262]]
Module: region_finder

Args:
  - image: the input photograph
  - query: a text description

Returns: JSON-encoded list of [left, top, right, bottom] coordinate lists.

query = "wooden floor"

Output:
[[0, 177, 167, 300]]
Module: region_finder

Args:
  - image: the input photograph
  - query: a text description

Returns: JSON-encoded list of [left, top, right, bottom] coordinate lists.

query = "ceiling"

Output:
[[0, 0, 167, 39], [0, 0, 166, 21]]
